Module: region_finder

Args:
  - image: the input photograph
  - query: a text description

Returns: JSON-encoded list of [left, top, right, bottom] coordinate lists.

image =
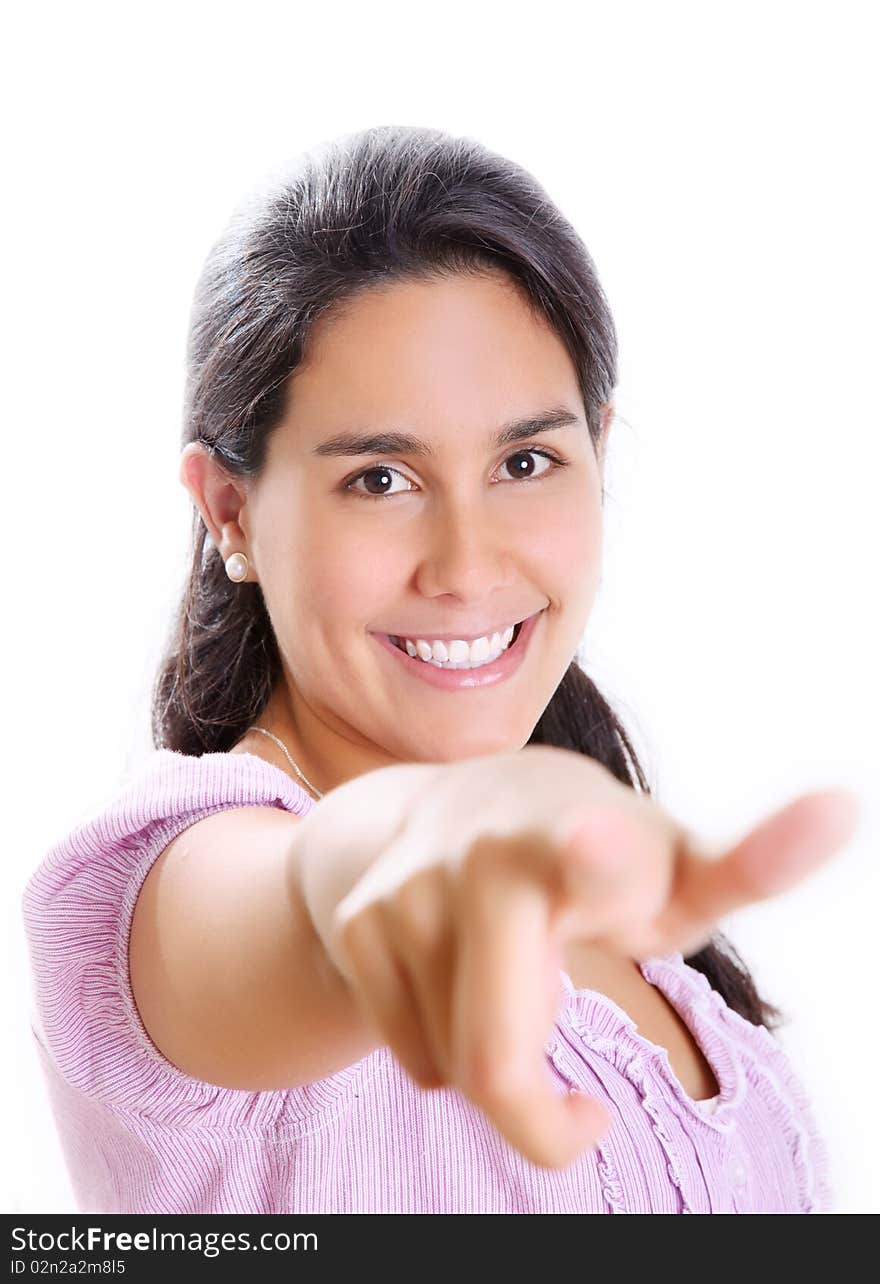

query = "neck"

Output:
[[250, 669, 401, 796]]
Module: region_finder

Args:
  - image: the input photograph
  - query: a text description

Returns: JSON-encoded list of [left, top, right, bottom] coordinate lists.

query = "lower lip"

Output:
[[371, 610, 544, 691]]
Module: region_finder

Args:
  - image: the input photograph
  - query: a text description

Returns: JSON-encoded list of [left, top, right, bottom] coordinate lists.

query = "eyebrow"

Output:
[[310, 406, 582, 458]]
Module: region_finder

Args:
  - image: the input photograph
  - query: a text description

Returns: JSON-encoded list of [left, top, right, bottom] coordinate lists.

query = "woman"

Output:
[[21, 124, 858, 1214]]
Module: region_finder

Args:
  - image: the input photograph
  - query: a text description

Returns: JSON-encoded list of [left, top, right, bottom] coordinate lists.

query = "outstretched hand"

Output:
[[324, 746, 860, 1169]]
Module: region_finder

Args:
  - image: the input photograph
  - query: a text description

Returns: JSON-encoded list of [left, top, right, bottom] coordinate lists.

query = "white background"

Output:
[[3, 0, 877, 1214]]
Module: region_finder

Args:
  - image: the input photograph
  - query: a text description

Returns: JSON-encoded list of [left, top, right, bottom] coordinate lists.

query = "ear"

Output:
[[179, 443, 253, 580]]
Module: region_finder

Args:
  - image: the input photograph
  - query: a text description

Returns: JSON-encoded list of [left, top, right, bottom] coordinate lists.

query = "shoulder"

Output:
[[21, 748, 313, 949], [19, 747, 317, 1103]]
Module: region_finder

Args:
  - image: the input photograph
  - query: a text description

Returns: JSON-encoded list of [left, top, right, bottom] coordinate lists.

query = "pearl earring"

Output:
[[225, 552, 249, 582]]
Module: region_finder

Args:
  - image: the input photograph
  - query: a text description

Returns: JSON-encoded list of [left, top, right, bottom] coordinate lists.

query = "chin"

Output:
[[405, 721, 533, 764]]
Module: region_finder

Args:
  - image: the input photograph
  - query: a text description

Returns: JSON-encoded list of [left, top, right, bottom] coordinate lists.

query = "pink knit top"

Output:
[[21, 749, 833, 1214]]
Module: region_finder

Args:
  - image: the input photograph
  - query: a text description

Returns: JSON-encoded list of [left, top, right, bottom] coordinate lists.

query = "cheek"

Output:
[[525, 492, 602, 592], [295, 519, 408, 628]]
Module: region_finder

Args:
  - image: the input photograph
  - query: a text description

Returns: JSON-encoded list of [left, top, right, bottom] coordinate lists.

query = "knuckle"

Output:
[[333, 901, 380, 957], [386, 870, 447, 951], [458, 834, 495, 884], [383, 1019, 442, 1088], [361, 974, 417, 1045], [459, 830, 533, 895], [406, 1056, 446, 1092], [382, 1006, 417, 1048], [460, 1046, 528, 1106]]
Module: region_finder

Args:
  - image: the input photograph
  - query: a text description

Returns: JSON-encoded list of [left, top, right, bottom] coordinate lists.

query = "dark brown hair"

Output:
[[153, 124, 784, 1032]]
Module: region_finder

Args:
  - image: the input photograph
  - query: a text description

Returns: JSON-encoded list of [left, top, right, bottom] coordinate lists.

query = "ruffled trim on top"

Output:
[[551, 948, 831, 1213], [668, 953, 833, 1213], [558, 951, 744, 1132], [549, 951, 747, 1214]]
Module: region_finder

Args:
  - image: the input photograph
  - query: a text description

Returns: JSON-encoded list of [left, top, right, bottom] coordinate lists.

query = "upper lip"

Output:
[[376, 610, 540, 644]]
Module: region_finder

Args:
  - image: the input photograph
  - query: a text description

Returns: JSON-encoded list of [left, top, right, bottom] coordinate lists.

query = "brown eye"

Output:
[[345, 466, 415, 499], [499, 449, 560, 482], [360, 468, 395, 496]]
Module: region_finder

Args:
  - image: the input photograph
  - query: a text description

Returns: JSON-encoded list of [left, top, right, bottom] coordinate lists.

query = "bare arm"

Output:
[[128, 760, 443, 1090]]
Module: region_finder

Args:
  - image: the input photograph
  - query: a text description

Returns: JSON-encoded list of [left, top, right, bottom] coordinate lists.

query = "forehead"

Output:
[[285, 271, 581, 439]]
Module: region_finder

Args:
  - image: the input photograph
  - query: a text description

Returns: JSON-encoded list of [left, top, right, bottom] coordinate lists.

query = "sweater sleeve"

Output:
[[21, 749, 375, 1132]]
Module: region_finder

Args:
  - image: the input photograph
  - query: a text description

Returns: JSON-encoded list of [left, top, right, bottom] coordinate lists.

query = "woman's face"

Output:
[[185, 270, 610, 786]]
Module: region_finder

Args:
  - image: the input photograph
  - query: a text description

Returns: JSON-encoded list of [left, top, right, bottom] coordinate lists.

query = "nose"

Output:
[[414, 494, 516, 602]]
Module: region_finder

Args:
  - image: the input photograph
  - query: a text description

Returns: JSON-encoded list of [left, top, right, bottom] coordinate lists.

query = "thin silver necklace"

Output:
[[247, 726, 325, 800]]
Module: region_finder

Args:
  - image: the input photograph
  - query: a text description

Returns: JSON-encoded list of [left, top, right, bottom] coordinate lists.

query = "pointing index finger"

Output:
[[452, 849, 610, 1169], [657, 788, 862, 953]]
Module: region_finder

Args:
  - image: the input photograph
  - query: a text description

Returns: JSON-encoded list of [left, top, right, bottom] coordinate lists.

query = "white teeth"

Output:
[[470, 637, 490, 663], [394, 623, 521, 669]]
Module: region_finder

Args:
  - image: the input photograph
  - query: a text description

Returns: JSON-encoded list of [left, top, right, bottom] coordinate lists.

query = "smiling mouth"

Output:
[[388, 618, 525, 655]]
